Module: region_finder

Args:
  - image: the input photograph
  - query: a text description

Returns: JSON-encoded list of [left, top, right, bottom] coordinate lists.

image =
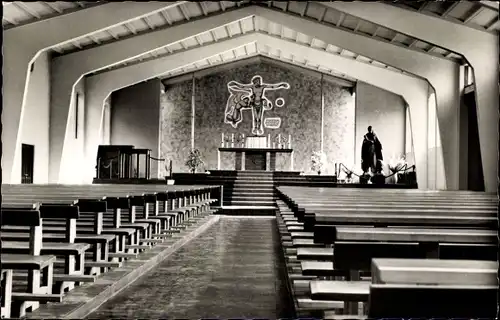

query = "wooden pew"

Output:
[[5, 191, 157, 249], [1, 269, 13, 318], [1, 184, 220, 318], [2, 204, 94, 293], [2, 184, 219, 265], [1, 198, 132, 269], [274, 200, 345, 317], [2, 185, 210, 255], [311, 259, 498, 318], [274, 187, 498, 317], [1, 209, 62, 318]]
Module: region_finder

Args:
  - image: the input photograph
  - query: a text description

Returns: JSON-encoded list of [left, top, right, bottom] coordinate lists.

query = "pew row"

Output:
[[274, 186, 498, 318], [1, 184, 221, 318]]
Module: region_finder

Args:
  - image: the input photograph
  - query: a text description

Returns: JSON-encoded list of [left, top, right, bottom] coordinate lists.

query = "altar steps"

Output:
[[221, 171, 276, 214], [225, 186, 274, 192], [224, 200, 276, 206], [230, 195, 276, 201]]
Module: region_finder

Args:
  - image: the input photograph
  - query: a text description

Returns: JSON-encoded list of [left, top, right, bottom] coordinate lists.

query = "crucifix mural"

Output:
[[224, 75, 290, 135]]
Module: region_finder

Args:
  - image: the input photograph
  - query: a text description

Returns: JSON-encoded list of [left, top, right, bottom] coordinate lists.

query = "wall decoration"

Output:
[[275, 97, 285, 107], [264, 117, 281, 129], [224, 75, 290, 135]]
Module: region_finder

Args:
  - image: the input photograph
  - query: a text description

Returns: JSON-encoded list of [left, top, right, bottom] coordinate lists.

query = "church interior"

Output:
[[1, 1, 499, 319]]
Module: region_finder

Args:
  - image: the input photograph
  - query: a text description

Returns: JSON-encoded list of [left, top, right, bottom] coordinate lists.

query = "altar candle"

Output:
[[242, 134, 245, 147], [278, 133, 281, 145], [231, 133, 234, 142], [288, 134, 291, 148], [222, 133, 224, 142], [268, 134, 271, 148]]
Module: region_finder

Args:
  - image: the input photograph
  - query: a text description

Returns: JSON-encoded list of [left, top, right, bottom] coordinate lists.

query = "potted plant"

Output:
[[311, 151, 326, 175], [185, 149, 204, 173], [164, 160, 175, 185], [342, 167, 354, 184], [388, 155, 407, 184]]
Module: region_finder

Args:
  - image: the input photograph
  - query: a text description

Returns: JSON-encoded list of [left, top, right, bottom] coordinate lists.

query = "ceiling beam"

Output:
[[441, 2, 459, 17], [418, 2, 430, 12], [13, 2, 41, 19], [336, 12, 345, 26], [486, 19, 500, 31], [2, 15, 18, 25], [179, 3, 191, 20], [478, 1, 499, 11], [464, 6, 484, 24], [160, 10, 173, 25], [199, 2, 208, 16], [318, 7, 327, 22], [302, 2, 309, 16], [44, 2, 63, 13]]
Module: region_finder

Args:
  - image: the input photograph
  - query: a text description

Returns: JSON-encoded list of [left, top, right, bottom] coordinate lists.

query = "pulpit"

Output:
[[95, 145, 152, 180], [96, 145, 134, 179]]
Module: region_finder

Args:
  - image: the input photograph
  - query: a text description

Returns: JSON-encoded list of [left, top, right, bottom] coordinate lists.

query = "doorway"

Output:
[[21, 144, 34, 184]]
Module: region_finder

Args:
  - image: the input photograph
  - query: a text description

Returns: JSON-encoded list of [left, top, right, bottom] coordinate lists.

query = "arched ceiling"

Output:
[[5, 1, 493, 74]]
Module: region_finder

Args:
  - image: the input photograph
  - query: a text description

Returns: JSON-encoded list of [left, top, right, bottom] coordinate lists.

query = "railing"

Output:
[[337, 162, 416, 182]]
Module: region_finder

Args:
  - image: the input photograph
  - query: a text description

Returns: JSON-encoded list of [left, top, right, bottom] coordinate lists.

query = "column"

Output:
[[217, 150, 221, 170]]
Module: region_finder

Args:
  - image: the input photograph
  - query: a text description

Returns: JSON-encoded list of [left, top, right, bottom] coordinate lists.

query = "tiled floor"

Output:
[[87, 216, 293, 319]]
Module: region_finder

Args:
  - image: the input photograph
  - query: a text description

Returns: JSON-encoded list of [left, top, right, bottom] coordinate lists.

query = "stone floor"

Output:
[[87, 216, 294, 319]]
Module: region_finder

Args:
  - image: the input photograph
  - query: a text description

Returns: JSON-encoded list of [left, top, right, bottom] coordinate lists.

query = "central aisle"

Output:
[[87, 216, 293, 319]]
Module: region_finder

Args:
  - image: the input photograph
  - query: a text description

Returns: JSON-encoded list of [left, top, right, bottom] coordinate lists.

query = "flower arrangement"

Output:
[[342, 166, 354, 183], [388, 155, 407, 174], [311, 151, 326, 174], [185, 149, 204, 173], [388, 155, 407, 183]]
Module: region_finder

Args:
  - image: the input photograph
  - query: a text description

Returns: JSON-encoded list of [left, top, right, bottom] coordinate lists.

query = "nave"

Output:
[[88, 217, 292, 319], [1, 183, 497, 319], [2, 1, 499, 319]]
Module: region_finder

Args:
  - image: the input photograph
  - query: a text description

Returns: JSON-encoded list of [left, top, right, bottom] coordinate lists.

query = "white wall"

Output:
[[19, 51, 51, 183], [110, 79, 162, 177], [355, 82, 406, 169], [324, 2, 498, 192], [58, 78, 86, 183], [101, 96, 112, 145]]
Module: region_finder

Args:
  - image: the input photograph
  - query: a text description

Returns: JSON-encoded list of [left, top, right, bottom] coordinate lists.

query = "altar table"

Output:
[[217, 147, 294, 171]]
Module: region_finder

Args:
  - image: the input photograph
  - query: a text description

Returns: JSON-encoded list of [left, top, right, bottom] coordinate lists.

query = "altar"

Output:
[[217, 134, 294, 171]]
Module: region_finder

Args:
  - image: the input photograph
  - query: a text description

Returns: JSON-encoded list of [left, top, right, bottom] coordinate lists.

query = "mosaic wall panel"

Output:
[[160, 62, 354, 173]]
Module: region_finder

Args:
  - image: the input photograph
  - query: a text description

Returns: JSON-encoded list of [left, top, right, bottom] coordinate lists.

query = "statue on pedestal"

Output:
[[361, 126, 383, 175]]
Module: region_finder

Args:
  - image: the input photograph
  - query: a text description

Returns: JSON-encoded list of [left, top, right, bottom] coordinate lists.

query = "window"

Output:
[[75, 93, 79, 139], [464, 65, 474, 86]]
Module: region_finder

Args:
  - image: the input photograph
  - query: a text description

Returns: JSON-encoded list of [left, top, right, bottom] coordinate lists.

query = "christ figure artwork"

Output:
[[224, 75, 290, 135]]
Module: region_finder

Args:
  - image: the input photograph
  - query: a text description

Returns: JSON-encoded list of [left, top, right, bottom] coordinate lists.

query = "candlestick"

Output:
[[288, 134, 291, 148], [267, 134, 271, 148], [221, 133, 225, 147]]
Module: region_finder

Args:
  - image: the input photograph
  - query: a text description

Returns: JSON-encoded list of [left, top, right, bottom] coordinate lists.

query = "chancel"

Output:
[[1, 1, 498, 319]]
